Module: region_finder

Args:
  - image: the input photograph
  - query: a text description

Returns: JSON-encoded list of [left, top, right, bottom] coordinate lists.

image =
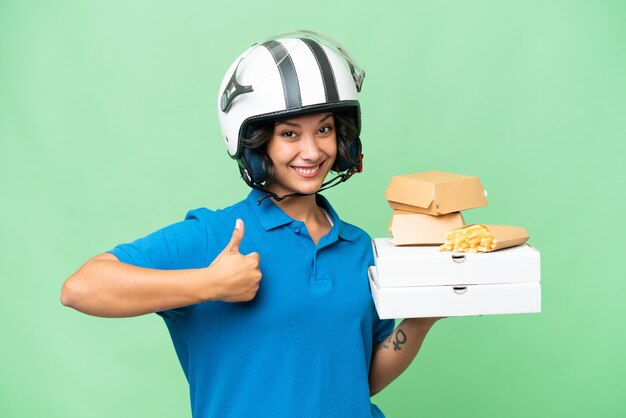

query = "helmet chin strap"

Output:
[[254, 170, 357, 205]]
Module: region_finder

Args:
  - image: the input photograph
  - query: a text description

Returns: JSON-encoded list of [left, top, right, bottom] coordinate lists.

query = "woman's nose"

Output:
[[299, 135, 322, 160]]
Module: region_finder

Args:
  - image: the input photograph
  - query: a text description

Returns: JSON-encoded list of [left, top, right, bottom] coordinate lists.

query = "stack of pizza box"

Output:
[[369, 171, 541, 319]]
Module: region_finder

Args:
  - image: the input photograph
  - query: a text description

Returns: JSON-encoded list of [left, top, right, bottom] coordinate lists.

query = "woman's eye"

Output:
[[281, 131, 297, 138], [319, 125, 333, 134]]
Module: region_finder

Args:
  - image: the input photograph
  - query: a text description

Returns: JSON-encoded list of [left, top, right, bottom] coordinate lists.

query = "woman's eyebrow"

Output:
[[275, 113, 333, 127], [318, 113, 333, 123], [276, 120, 300, 127]]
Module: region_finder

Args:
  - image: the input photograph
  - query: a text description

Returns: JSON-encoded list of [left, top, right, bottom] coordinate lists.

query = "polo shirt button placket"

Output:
[[312, 249, 331, 287]]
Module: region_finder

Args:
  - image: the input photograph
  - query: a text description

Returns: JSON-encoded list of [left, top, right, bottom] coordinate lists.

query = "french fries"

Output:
[[439, 224, 496, 253]]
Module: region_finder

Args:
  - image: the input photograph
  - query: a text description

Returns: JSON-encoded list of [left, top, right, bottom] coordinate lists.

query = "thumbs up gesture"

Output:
[[206, 219, 262, 302]]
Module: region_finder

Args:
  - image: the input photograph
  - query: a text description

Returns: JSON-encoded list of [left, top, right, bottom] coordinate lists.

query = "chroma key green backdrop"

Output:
[[1, 1, 625, 417]]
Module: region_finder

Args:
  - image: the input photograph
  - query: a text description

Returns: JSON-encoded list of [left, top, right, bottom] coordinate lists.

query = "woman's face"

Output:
[[266, 112, 337, 197]]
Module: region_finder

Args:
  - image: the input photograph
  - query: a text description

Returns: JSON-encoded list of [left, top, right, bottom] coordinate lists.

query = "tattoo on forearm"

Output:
[[392, 329, 407, 351], [374, 328, 408, 353]]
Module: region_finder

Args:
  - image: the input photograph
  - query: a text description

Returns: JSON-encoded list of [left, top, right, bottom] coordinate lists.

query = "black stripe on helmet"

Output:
[[300, 38, 339, 103], [261, 40, 302, 110]]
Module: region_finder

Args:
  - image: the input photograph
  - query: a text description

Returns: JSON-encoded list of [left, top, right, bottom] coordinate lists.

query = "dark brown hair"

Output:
[[242, 111, 360, 185]]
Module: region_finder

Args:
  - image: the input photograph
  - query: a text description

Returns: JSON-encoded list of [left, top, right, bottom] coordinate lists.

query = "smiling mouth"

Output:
[[292, 163, 323, 177]]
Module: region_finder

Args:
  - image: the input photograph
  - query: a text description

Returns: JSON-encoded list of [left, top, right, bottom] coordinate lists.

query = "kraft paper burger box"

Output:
[[389, 210, 465, 245], [369, 238, 541, 319], [385, 171, 488, 215]]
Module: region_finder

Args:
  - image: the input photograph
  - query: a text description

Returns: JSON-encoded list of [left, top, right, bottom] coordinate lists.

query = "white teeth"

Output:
[[294, 166, 319, 175]]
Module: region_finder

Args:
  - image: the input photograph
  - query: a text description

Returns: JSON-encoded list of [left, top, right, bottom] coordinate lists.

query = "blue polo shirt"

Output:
[[109, 189, 394, 418]]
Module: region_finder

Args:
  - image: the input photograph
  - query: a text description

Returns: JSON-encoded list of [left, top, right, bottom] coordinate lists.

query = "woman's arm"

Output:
[[61, 220, 262, 318], [368, 317, 442, 396]]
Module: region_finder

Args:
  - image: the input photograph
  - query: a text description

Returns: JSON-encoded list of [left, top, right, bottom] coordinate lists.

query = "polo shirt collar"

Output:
[[246, 189, 359, 242], [247, 189, 293, 231]]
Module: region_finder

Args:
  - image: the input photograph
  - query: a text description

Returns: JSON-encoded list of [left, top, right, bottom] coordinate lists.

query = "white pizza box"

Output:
[[368, 267, 541, 319], [372, 238, 540, 288]]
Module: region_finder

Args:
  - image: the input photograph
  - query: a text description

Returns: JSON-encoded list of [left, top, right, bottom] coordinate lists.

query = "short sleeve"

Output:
[[372, 313, 395, 346], [108, 208, 216, 319], [109, 209, 212, 270]]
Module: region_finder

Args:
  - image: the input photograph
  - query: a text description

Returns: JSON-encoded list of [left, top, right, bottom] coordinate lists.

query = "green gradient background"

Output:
[[1, 1, 625, 417]]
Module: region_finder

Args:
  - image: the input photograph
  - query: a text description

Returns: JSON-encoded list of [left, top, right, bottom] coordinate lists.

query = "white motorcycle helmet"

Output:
[[217, 30, 365, 194]]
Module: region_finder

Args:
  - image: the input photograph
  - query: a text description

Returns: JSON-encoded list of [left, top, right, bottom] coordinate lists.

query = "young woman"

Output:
[[61, 31, 440, 418]]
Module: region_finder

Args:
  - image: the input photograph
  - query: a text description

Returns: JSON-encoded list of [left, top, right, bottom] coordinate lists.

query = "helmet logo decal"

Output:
[[220, 59, 254, 113], [301, 38, 339, 103], [261, 40, 302, 109]]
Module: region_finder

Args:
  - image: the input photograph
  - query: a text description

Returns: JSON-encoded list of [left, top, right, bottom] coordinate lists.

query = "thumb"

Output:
[[227, 219, 244, 253]]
